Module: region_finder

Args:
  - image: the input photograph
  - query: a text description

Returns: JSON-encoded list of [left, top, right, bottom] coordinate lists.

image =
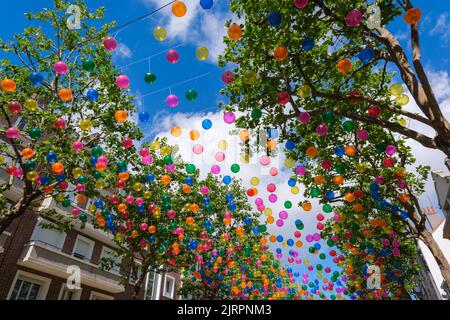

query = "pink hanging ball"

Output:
[[215, 152, 225, 162], [316, 124, 328, 136], [294, 0, 308, 9], [298, 111, 311, 124], [221, 71, 235, 84], [141, 155, 153, 165], [115, 75, 130, 89], [200, 185, 210, 195], [269, 167, 278, 176], [103, 36, 117, 51], [356, 129, 368, 141], [166, 49, 180, 64], [54, 61, 68, 75], [211, 165, 221, 174], [193, 144, 204, 154], [166, 94, 179, 108], [259, 155, 270, 166], [223, 111, 236, 124], [122, 137, 133, 148], [54, 118, 66, 129], [385, 145, 397, 156], [345, 9, 362, 27], [72, 141, 84, 152], [6, 127, 20, 139]]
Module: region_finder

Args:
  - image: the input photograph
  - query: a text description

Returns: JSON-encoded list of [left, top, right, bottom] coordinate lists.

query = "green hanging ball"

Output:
[[186, 164, 196, 174], [62, 198, 71, 208], [29, 128, 42, 140], [82, 59, 95, 72], [251, 108, 262, 119], [186, 89, 198, 101], [163, 155, 173, 165], [327, 239, 335, 247], [319, 253, 326, 260], [24, 160, 37, 171], [93, 171, 103, 180], [310, 186, 320, 197], [259, 225, 267, 232], [335, 164, 345, 174], [78, 175, 88, 184], [91, 145, 103, 157], [144, 72, 156, 84], [322, 111, 335, 124], [284, 200, 292, 209], [376, 142, 387, 154], [162, 195, 171, 203], [323, 204, 332, 213], [342, 120, 355, 132], [231, 163, 240, 173], [79, 213, 88, 222]]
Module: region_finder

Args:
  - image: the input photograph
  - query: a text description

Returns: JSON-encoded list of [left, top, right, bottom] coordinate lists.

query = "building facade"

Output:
[[414, 248, 443, 300], [0, 177, 181, 300], [431, 171, 450, 240]]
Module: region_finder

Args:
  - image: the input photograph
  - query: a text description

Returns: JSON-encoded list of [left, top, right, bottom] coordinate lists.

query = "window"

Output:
[[90, 291, 113, 300], [31, 220, 66, 250], [128, 260, 143, 285], [0, 231, 11, 254], [144, 271, 156, 300], [72, 235, 95, 262], [59, 284, 82, 300], [163, 275, 176, 299], [7, 271, 51, 300], [100, 246, 121, 274]]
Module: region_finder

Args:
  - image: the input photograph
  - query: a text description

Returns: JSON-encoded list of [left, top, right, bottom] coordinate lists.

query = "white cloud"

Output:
[[113, 42, 133, 60], [429, 13, 450, 43]]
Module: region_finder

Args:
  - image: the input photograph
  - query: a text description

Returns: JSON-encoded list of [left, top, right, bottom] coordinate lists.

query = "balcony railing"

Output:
[[18, 240, 124, 293]]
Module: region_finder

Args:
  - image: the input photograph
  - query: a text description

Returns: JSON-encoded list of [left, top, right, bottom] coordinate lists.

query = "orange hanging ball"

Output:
[[404, 8, 422, 25], [172, 1, 187, 17], [337, 59, 352, 73], [227, 23, 243, 41], [22, 148, 35, 159], [115, 110, 128, 122], [58, 88, 73, 101], [1, 79, 16, 92], [274, 46, 288, 62]]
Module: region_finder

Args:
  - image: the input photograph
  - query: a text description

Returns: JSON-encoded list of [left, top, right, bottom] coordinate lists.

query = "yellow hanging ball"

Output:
[[284, 158, 295, 168], [72, 167, 83, 178], [264, 208, 272, 216], [240, 152, 250, 164], [196, 46, 209, 61], [149, 140, 160, 151], [96, 181, 105, 189], [153, 26, 167, 41], [250, 177, 259, 186], [79, 119, 93, 131], [24, 99, 38, 111], [297, 84, 312, 98], [243, 71, 257, 85], [355, 163, 367, 173], [143, 190, 152, 199], [55, 194, 66, 202], [218, 140, 228, 150], [160, 145, 172, 156], [389, 83, 403, 96], [133, 182, 143, 192], [291, 186, 299, 194], [398, 118, 407, 126], [396, 93, 409, 106]]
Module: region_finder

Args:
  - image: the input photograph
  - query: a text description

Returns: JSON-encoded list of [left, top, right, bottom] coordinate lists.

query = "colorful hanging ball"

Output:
[[221, 71, 235, 84], [196, 46, 209, 61], [58, 88, 73, 101], [345, 9, 362, 27], [1, 79, 16, 92], [79, 119, 93, 131], [7, 101, 21, 114], [166, 49, 180, 64], [294, 0, 308, 9], [29, 72, 44, 86], [115, 110, 128, 122], [144, 72, 156, 84], [302, 37, 315, 51], [200, 0, 213, 9], [139, 111, 150, 123], [274, 46, 288, 61], [54, 61, 68, 75], [172, 1, 187, 17], [358, 48, 375, 64], [268, 11, 282, 27], [186, 89, 198, 101], [29, 128, 42, 140], [82, 59, 95, 72], [223, 112, 236, 124], [54, 118, 66, 129], [227, 23, 243, 41], [390, 83, 403, 96], [193, 144, 204, 154], [171, 126, 182, 137], [86, 88, 99, 101], [103, 36, 117, 51], [277, 91, 290, 105], [166, 94, 179, 108], [153, 26, 167, 41], [337, 59, 352, 73], [6, 127, 20, 139], [202, 119, 212, 130], [404, 8, 422, 25], [115, 75, 130, 89]]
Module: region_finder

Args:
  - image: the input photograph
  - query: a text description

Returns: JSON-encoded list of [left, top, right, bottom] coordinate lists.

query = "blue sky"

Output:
[[2, 0, 450, 299]]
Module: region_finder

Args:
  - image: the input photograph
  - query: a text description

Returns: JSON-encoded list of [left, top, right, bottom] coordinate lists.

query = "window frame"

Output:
[[7, 270, 51, 300], [99, 246, 121, 274], [89, 291, 114, 300], [72, 234, 95, 262], [58, 283, 82, 300], [163, 274, 176, 299], [30, 218, 66, 250]]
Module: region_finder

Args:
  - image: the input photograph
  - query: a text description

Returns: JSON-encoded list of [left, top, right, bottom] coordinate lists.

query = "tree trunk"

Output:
[[132, 269, 148, 300], [419, 228, 450, 287], [0, 197, 29, 235]]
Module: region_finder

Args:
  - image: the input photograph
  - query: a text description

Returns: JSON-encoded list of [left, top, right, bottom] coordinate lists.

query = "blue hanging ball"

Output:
[[40, 176, 51, 186], [302, 37, 315, 51], [139, 111, 150, 123], [334, 146, 345, 157], [185, 176, 193, 186], [225, 193, 234, 202], [202, 119, 212, 130], [227, 202, 237, 211], [358, 48, 375, 64], [146, 173, 155, 183], [29, 72, 44, 86], [200, 0, 213, 9], [90, 156, 98, 166], [325, 190, 335, 200], [268, 11, 282, 27], [222, 175, 232, 185], [86, 88, 99, 101], [285, 140, 296, 150], [244, 217, 252, 225], [55, 174, 66, 182], [46, 151, 58, 163], [288, 178, 296, 187]]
